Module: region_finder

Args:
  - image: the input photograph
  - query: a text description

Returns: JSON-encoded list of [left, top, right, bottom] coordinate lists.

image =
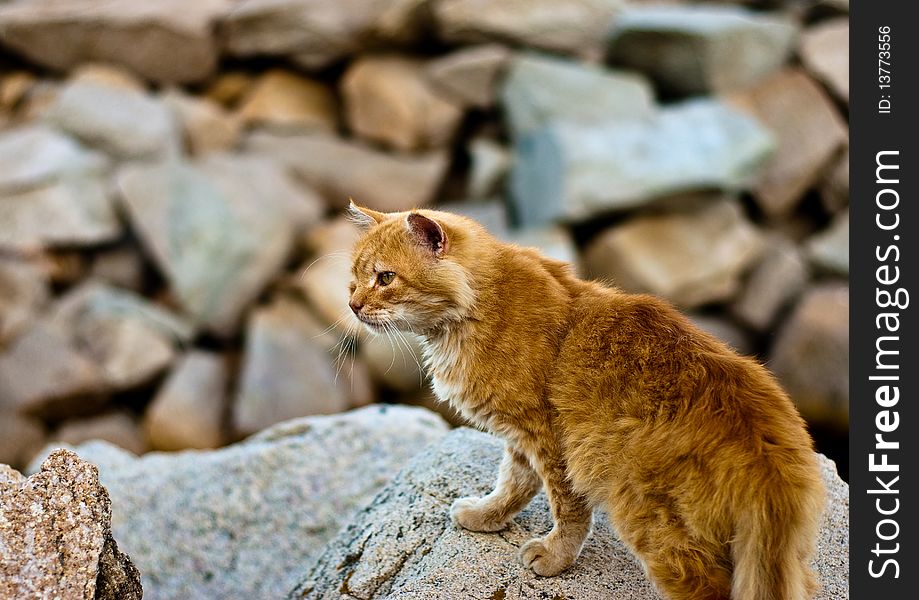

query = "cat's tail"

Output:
[[730, 467, 825, 600]]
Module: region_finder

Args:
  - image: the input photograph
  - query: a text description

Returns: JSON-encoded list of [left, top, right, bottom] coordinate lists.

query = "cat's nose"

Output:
[[349, 300, 364, 315]]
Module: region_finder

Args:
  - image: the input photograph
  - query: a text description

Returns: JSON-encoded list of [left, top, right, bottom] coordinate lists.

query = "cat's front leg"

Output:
[[451, 444, 542, 532], [519, 455, 592, 577]]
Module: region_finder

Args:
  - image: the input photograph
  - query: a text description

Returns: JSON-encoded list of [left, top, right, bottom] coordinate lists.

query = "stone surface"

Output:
[[51, 281, 193, 391], [731, 236, 810, 331], [289, 428, 849, 599], [32, 406, 448, 600], [0, 320, 109, 418], [424, 44, 512, 109], [69, 63, 146, 92], [771, 284, 849, 430], [0, 449, 142, 600], [820, 148, 849, 213], [52, 412, 147, 456], [511, 100, 773, 226], [584, 199, 763, 308], [800, 17, 849, 102], [343, 56, 464, 151], [143, 351, 227, 451], [608, 5, 797, 95], [0, 0, 228, 83], [163, 89, 242, 156], [0, 412, 46, 470], [89, 245, 146, 292], [688, 314, 752, 356], [439, 199, 510, 239], [221, 0, 428, 69], [44, 79, 179, 159], [117, 154, 319, 336], [436, 0, 624, 57], [466, 137, 511, 198], [806, 210, 849, 276], [0, 256, 49, 344], [727, 69, 848, 219], [233, 296, 370, 437], [237, 69, 337, 133], [0, 124, 107, 195], [507, 227, 580, 271], [247, 131, 449, 213], [500, 52, 655, 139]]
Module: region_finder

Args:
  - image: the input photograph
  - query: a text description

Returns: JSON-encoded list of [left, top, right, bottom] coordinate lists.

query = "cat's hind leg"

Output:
[[451, 444, 542, 532]]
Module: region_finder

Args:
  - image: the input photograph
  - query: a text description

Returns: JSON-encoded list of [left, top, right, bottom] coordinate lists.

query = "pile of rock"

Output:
[[1, 0, 849, 472]]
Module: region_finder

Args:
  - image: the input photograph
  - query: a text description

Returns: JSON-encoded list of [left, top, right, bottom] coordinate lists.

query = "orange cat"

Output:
[[346, 202, 825, 600]]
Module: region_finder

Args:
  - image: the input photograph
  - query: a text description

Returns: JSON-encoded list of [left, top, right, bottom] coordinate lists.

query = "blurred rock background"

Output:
[[0, 0, 849, 478]]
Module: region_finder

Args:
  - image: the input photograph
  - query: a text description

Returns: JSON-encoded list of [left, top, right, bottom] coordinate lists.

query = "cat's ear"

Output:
[[347, 199, 386, 229], [406, 212, 449, 257]]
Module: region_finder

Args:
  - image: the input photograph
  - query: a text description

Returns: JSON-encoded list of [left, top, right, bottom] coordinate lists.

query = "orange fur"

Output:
[[347, 203, 825, 600]]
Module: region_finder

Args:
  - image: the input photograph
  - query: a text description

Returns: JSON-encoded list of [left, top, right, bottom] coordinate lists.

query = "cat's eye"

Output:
[[377, 271, 396, 286]]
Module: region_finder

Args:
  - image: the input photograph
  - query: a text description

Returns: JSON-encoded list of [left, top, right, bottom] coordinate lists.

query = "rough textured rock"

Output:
[[510, 99, 773, 226], [343, 55, 464, 151], [32, 406, 448, 600], [117, 154, 319, 336], [771, 284, 849, 430], [52, 412, 147, 456], [727, 69, 848, 219], [466, 137, 511, 198], [44, 79, 179, 159], [0, 449, 142, 600], [247, 131, 449, 213], [806, 210, 849, 276], [143, 351, 227, 451], [163, 89, 242, 156], [731, 236, 810, 331], [435, 0, 624, 57], [584, 199, 763, 308], [0, 256, 49, 344], [800, 17, 849, 103], [608, 5, 797, 95], [0, 124, 107, 195], [289, 428, 849, 599], [500, 52, 655, 139], [233, 296, 370, 437], [221, 0, 428, 70], [237, 69, 337, 133], [0, 412, 46, 470], [424, 44, 511, 109], [0, 0, 228, 83], [0, 320, 109, 418]]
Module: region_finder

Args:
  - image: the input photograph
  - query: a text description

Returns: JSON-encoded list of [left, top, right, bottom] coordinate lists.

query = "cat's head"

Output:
[[346, 201, 477, 334]]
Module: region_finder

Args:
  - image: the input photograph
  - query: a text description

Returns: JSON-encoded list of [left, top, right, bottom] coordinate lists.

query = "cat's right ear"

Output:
[[347, 199, 386, 229]]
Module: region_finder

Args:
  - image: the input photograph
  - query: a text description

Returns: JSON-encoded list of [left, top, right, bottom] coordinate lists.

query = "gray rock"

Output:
[[438, 199, 510, 238], [583, 198, 764, 308], [731, 236, 810, 331], [247, 131, 449, 213], [807, 210, 849, 276], [800, 17, 849, 103], [0, 449, 142, 600], [0, 320, 109, 419], [507, 227, 579, 272], [0, 124, 107, 194], [424, 44, 512, 108], [117, 154, 317, 336], [342, 55, 464, 152], [771, 284, 849, 431], [51, 281, 193, 391], [52, 411, 147, 456], [0, 256, 49, 344], [32, 406, 448, 600], [727, 69, 848, 219], [608, 5, 798, 95], [221, 0, 428, 70], [466, 137, 512, 198], [0, 0, 227, 83], [233, 296, 370, 437], [500, 52, 654, 138], [289, 428, 849, 599], [162, 89, 242, 156], [144, 351, 227, 451], [44, 80, 179, 159], [510, 99, 774, 226], [435, 0, 624, 57]]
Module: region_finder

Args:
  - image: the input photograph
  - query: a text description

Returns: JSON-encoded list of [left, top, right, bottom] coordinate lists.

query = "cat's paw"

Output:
[[519, 537, 576, 577], [450, 497, 508, 532]]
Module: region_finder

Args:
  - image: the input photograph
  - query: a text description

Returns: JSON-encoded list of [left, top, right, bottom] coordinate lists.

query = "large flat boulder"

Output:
[[289, 428, 848, 599], [31, 406, 448, 600]]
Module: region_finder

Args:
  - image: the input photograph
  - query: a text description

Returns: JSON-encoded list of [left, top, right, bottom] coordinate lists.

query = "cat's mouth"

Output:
[[357, 315, 388, 331]]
